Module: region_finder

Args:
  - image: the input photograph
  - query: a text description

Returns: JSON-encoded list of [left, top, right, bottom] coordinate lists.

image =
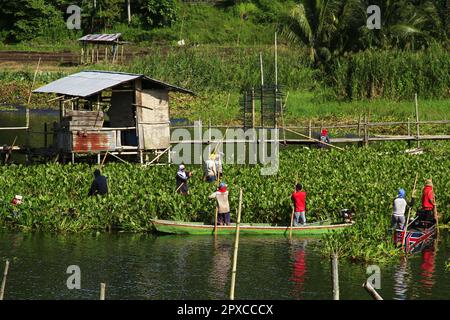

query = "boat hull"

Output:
[[394, 225, 436, 254], [150, 219, 352, 236]]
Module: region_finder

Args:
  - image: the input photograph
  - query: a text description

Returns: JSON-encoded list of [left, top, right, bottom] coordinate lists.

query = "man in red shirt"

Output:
[[291, 184, 307, 226], [421, 179, 438, 223]]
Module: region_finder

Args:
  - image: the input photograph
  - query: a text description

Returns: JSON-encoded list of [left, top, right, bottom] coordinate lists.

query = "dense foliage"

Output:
[[0, 143, 448, 236]]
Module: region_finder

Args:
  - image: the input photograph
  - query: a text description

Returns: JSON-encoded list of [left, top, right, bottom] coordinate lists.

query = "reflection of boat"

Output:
[[394, 215, 436, 254], [150, 219, 352, 236]]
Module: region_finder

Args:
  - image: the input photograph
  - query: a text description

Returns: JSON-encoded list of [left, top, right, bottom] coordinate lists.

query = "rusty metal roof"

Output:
[[78, 33, 122, 43], [33, 71, 195, 97]]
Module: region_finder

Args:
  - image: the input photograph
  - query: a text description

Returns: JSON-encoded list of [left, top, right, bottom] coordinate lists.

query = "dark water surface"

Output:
[[0, 231, 449, 300]]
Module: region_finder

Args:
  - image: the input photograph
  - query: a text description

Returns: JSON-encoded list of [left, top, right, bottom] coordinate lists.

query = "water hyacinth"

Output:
[[0, 143, 448, 236]]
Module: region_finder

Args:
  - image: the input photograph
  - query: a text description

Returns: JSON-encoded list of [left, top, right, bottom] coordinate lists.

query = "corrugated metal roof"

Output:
[[78, 33, 122, 42], [33, 70, 195, 97]]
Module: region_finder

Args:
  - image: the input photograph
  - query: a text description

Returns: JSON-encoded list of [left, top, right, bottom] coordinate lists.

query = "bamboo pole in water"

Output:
[[230, 188, 243, 300], [100, 283, 106, 300], [363, 281, 383, 300], [331, 253, 339, 300], [0, 260, 10, 300]]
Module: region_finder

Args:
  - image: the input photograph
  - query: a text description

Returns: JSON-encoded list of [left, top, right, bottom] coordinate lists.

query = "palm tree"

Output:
[[281, 0, 365, 64]]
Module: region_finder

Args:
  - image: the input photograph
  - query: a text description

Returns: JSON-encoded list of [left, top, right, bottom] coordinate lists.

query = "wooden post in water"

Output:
[[357, 115, 361, 137], [363, 281, 383, 300], [230, 188, 243, 300], [308, 120, 312, 138], [0, 260, 10, 300], [100, 283, 106, 300], [363, 115, 368, 147], [415, 93, 420, 148], [331, 254, 339, 300]]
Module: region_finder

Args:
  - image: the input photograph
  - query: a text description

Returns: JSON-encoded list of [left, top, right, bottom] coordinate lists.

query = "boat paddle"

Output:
[[402, 173, 418, 252]]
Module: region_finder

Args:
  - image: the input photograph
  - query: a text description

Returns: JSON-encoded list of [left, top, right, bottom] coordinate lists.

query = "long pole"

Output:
[[289, 173, 299, 239], [402, 173, 419, 251], [214, 206, 218, 237], [274, 32, 278, 90], [331, 253, 339, 300], [230, 188, 243, 300], [415, 93, 420, 148], [285, 128, 345, 151], [259, 52, 264, 128], [127, 0, 131, 24], [27, 57, 41, 128], [0, 260, 10, 300]]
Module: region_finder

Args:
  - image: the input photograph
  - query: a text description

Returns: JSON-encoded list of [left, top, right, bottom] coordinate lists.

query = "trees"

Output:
[[281, 0, 448, 64]]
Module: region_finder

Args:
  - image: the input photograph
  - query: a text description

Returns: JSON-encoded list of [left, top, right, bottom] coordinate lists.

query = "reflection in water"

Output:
[[393, 257, 410, 300], [419, 240, 437, 295], [209, 238, 232, 293], [289, 240, 308, 299]]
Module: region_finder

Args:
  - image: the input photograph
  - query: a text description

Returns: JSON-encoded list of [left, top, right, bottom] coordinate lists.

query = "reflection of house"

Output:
[[33, 70, 194, 163], [78, 33, 128, 64]]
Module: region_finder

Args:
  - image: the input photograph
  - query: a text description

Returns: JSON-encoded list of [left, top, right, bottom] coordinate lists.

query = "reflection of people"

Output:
[[393, 257, 409, 300], [209, 182, 230, 225], [88, 169, 108, 196], [391, 188, 415, 230], [290, 240, 308, 299], [176, 164, 192, 195], [291, 184, 307, 226], [210, 241, 231, 295], [419, 243, 436, 293]]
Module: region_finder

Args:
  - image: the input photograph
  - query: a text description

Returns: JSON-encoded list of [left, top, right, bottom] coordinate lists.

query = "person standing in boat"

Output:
[[391, 188, 415, 230], [88, 169, 108, 196], [291, 183, 307, 226], [176, 164, 192, 196], [420, 179, 437, 223], [318, 128, 330, 148], [204, 154, 217, 183], [209, 182, 230, 225]]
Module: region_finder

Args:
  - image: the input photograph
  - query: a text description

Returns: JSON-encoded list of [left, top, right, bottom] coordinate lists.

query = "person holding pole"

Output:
[[204, 154, 217, 183], [176, 164, 192, 196], [391, 188, 415, 230], [418, 179, 437, 224], [318, 128, 330, 149], [291, 184, 307, 226], [209, 182, 230, 225]]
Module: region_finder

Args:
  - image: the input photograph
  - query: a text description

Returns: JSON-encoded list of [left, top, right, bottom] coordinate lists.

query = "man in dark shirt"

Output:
[[88, 169, 108, 196]]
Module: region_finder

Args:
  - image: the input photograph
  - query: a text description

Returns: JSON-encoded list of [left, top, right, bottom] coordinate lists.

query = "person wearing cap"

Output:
[[391, 188, 415, 230], [419, 179, 437, 223], [291, 184, 307, 226], [88, 169, 108, 196], [176, 164, 192, 195], [209, 182, 230, 225], [204, 154, 217, 183], [318, 128, 330, 148]]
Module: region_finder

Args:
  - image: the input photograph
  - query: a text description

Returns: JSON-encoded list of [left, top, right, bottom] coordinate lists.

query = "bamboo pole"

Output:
[[214, 207, 219, 237], [289, 206, 295, 239], [363, 281, 383, 300], [99, 151, 109, 169], [175, 182, 185, 193], [285, 128, 345, 151], [331, 253, 339, 300], [143, 146, 171, 167], [402, 173, 419, 251], [415, 93, 420, 148], [251, 88, 255, 128], [0, 260, 10, 300], [230, 188, 243, 300], [100, 283, 106, 300], [26, 57, 41, 129]]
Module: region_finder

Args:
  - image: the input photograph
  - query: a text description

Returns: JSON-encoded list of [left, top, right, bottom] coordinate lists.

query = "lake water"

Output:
[[1, 231, 449, 300]]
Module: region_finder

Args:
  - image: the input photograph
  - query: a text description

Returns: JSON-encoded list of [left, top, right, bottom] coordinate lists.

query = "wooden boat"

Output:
[[394, 214, 437, 254], [150, 219, 353, 236]]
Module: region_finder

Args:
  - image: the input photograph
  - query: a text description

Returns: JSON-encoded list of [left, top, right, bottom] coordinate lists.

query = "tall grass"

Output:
[[330, 44, 450, 100]]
